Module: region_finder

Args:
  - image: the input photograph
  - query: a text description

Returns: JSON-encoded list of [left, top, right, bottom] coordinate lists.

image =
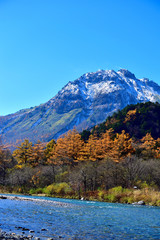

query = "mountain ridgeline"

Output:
[[1, 69, 160, 146]]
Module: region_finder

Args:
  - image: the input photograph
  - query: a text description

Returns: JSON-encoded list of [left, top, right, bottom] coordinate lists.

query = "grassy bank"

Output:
[[1, 184, 160, 206]]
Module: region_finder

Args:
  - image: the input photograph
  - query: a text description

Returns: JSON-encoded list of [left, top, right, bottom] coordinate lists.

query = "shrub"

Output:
[[54, 182, 72, 194], [104, 186, 133, 203], [120, 196, 129, 204], [128, 196, 136, 204], [35, 188, 43, 194], [43, 184, 55, 195], [29, 188, 36, 195], [108, 186, 123, 194], [98, 190, 105, 200], [105, 194, 117, 203], [43, 182, 72, 195], [156, 200, 160, 206]]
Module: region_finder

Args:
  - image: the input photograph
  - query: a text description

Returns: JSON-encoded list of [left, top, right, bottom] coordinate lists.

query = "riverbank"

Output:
[[30, 186, 160, 206], [1, 185, 160, 206], [0, 194, 71, 207]]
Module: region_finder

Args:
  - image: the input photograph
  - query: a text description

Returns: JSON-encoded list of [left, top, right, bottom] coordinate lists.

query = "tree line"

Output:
[[1, 128, 160, 198]]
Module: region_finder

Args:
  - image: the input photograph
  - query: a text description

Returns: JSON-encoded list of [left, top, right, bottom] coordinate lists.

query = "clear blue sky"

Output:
[[0, 0, 160, 116]]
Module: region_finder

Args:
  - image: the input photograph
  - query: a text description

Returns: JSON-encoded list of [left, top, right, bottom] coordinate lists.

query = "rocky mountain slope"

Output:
[[1, 69, 160, 146]]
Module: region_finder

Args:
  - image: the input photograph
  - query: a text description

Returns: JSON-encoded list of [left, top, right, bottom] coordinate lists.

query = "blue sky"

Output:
[[0, 0, 160, 115]]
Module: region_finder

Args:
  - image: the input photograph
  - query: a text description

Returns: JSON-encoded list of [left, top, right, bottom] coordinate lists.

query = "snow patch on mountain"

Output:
[[54, 69, 160, 106]]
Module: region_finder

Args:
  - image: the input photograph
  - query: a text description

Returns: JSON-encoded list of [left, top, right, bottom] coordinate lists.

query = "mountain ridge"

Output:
[[1, 69, 160, 146]]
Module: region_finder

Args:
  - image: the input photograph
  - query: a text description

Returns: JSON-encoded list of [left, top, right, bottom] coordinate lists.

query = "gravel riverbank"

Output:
[[0, 195, 70, 206]]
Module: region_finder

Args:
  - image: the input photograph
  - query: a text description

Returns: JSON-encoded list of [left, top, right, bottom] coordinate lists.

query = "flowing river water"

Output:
[[0, 194, 160, 239]]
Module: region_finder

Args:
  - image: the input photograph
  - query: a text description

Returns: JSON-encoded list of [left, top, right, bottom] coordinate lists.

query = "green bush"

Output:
[[29, 188, 36, 195], [98, 190, 105, 200], [105, 194, 117, 203], [119, 196, 129, 204], [156, 200, 160, 206], [29, 188, 44, 195], [108, 186, 123, 194], [127, 196, 135, 204], [54, 182, 72, 194], [43, 184, 55, 195], [135, 180, 151, 189], [35, 188, 43, 194], [103, 186, 127, 203], [43, 182, 72, 195]]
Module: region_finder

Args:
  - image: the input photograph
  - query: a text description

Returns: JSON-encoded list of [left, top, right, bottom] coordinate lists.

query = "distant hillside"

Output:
[[1, 69, 160, 146], [88, 102, 160, 140]]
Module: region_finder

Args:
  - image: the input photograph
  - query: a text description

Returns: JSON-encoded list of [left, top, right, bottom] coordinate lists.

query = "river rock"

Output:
[[132, 200, 145, 205], [41, 228, 47, 231], [22, 228, 30, 231], [0, 196, 7, 199], [15, 226, 23, 229], [138, 200, 145, 205]]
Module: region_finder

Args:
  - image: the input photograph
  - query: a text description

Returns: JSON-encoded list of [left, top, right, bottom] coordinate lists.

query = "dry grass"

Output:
[[97, 187, 160, 206]]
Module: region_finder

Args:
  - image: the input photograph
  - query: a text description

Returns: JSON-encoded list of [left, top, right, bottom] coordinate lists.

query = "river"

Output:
[[0, 194, 160, 239]]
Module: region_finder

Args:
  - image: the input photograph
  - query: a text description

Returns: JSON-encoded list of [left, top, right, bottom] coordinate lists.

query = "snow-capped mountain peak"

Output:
[[1, 69, 160, 146], [52, 69, 160, 104]]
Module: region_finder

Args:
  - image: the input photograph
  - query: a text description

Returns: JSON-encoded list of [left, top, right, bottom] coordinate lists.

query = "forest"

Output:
[[89, 101, 160, 140], [1, 102, 160, 205]]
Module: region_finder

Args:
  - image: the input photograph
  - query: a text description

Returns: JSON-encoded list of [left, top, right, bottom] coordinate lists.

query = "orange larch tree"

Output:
[[29, 140, 46, 167], [54, 129, 84, 164], [78, 134, 98, 161], [78, 129, 114, 162], [13, 139, 33, 168], [141, 133, 157, 159], [44, 139, 56, 161], [101, 128, 114, 159], [110, 130, 135, 162]]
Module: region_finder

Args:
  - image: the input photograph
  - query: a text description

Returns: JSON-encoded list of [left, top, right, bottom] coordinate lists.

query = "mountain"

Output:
[[89, 101, 160, 140], [1, 69, 160, 146]]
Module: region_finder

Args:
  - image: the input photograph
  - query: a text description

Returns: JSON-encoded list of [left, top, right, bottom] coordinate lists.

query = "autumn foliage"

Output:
[[9, 128, 137, 171], [12, 128, 160, 170], [1, 122, 160, 199]]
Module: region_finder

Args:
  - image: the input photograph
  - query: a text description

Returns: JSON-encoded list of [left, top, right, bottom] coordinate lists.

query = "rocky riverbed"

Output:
[[0, 229, 42, 240], [0, 195, 71, 239], [0, 195, 70, 206], [0, 226, 56, 240]]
